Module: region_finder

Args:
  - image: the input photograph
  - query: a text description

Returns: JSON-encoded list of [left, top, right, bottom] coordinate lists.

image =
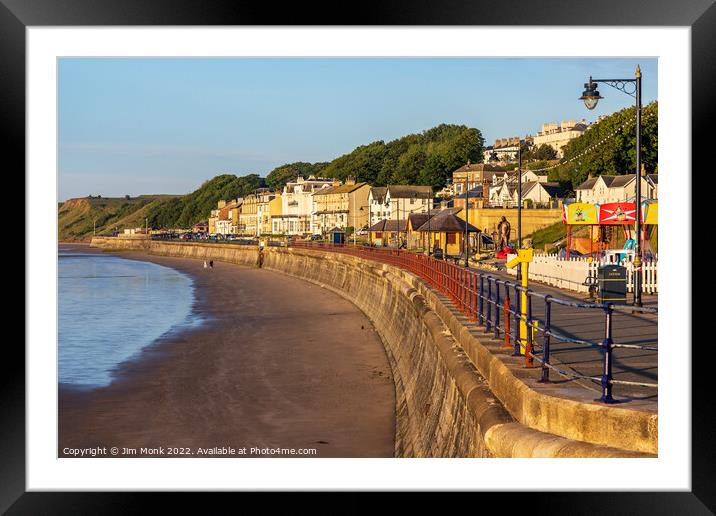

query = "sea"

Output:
[[58, 247, 200, 388]]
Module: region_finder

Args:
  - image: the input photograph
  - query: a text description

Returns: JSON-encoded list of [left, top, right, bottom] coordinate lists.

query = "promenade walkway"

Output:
[[465, 264, 657, 408], [291, 242, 658, 412]]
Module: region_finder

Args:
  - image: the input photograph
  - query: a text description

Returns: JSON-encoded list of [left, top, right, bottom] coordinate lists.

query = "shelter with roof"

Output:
[[411, 207, 481, 256], [367, 219, 408, 247]]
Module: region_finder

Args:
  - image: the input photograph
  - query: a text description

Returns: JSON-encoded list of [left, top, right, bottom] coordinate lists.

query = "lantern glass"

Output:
[[583, 96, 599, 110]]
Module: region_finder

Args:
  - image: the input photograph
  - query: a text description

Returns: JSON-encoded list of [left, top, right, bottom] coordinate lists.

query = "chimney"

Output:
[[345, 175, 356, 186], [587, 172, 594, 179], [640, 163, 646, 176], [467, 159, 471, 167]]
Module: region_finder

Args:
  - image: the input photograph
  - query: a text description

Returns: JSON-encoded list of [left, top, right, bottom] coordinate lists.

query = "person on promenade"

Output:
[[209, 260, 214, 269], [203, 260, 208, 269]]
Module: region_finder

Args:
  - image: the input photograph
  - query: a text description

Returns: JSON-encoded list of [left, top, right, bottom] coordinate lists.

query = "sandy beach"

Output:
[[58, 247, 396, 458]]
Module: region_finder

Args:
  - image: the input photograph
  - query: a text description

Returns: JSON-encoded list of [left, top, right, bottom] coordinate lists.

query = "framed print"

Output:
[[6, 0, 712, 512]]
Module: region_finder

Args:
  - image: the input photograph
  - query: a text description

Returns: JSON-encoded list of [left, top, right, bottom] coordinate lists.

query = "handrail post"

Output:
[[494, 281, 501, 340], [478, 274, 485, 325], [512, 283, 521, 356], [539, 295, 552, 382], [596, 303, 616, 403], [525, 292, 533, 367], [471, 272, 478, 322], [485, 277, 492, 332], [503, 289, 511, 348]]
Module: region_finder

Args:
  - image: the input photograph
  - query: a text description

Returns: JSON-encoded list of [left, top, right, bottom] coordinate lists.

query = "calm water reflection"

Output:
[[58, 249, 199, 387]]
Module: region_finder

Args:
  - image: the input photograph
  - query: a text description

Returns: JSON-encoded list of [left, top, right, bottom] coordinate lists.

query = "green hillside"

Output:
[[146, 174, 264, 229], [58, 195, 176, 242], [60, 124, 486, 241], [58, 174, 265, 242], [265, 124, 485, 191]]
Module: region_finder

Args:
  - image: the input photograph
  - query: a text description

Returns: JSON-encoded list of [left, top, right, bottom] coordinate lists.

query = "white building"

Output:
[[532, 120, 589, 158], [575, 173, 658, 204], [271, 176, 335, 235], [368, 185, 433, 227], [488, 170, 561, 207]]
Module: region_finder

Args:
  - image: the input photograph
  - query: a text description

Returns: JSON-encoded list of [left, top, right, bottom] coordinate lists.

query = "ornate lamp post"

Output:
[[580, 65, 643, 307]]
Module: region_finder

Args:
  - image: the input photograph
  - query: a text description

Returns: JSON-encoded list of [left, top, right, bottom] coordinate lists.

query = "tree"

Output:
[[533, 144, 557, 161], [417, 154, 448, 191], [549, 101, 658, 189], [265, 162, 329, 190]]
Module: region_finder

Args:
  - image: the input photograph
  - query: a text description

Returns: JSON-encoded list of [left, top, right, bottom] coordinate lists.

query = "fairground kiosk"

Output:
[[563, 201, 658, 262]]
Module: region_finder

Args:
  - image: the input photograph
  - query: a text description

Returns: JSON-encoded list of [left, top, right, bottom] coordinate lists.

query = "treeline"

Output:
[[265, 162, 329, 190], [146, 174, 265, 228], [265, 124, 485, 191], [549, 101, 658, 190]]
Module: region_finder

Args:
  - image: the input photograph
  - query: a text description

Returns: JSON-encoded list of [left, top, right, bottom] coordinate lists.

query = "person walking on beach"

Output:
[[203, 260, 208, 269], [209, 260, 214, 269]]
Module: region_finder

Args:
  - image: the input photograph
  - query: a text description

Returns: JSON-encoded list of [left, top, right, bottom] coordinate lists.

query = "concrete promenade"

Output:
[[470, 264, 657, 408]]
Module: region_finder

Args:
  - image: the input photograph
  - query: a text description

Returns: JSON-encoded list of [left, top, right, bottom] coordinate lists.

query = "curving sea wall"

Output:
[[89, 238, 654, 458]]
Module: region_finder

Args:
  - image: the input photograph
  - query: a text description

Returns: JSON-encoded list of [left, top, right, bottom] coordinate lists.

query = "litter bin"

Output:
[[597, 264, 627, 304]]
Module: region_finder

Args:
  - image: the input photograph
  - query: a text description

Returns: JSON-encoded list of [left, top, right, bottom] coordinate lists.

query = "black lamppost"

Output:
[[517, 141, 522, 250], [580, 64, 643, 306]]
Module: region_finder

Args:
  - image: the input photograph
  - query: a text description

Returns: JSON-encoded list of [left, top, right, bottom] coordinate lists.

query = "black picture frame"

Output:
[[6, 0, 710, 512]]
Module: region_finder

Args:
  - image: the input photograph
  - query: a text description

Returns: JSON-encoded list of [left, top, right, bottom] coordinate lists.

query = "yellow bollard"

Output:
[[506, 248, 533, 355]]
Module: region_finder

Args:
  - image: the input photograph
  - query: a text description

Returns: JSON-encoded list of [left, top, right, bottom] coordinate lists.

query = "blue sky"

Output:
[[58, 57, 657, 201]]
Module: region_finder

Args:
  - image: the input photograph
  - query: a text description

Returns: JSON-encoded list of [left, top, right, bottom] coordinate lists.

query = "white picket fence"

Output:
[[505, 253, 658, 294]]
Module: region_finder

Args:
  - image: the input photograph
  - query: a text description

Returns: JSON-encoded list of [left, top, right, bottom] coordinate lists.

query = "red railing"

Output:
[[291, 242, 480, 320], [290, 241, 658, 403]]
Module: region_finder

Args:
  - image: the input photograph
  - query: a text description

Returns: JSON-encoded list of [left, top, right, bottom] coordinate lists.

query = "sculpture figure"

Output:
[[496, 216, 511, 250]]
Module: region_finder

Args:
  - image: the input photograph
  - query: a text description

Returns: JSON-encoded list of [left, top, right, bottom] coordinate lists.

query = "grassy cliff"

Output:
[[58, 195, 176, 242], [58, 174, 265, 242]]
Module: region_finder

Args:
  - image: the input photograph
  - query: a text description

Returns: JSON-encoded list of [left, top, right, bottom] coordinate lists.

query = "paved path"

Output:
[[474, 264, 658, 406], [59, 249, 396, 458]]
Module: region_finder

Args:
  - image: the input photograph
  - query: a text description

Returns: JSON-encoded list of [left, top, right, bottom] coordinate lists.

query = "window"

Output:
[[446, 233, 456, 245]]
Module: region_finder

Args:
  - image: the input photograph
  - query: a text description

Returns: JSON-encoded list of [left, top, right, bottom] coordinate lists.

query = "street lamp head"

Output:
[[579, 78, 603, 110]]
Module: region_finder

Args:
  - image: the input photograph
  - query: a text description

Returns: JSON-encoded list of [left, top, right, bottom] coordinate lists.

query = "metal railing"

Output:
[[291, 241, 658, 403]]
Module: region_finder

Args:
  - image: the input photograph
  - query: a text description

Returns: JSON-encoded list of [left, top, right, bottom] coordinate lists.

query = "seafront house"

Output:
[[490, 169, 545, 186], [238, 193, 260, 236], [367, 185, 433, 227], [311, 177, 370, 236], [575, 171, 658, 204], [229, 198, 244, 234], [208, 199, 227, 235], [272, 176, 334, 235], [255, 189, 277, 236], [215, 203, 233, 235], [452, 186, 484, 209], [451, 162, 505, 198]]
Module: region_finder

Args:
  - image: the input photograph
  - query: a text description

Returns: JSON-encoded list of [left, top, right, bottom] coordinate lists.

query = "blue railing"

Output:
[[291, 242, 658, 403]]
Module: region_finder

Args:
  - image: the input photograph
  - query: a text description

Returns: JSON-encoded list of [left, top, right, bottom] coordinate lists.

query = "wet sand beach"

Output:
[[58, 248, 396, 458]]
